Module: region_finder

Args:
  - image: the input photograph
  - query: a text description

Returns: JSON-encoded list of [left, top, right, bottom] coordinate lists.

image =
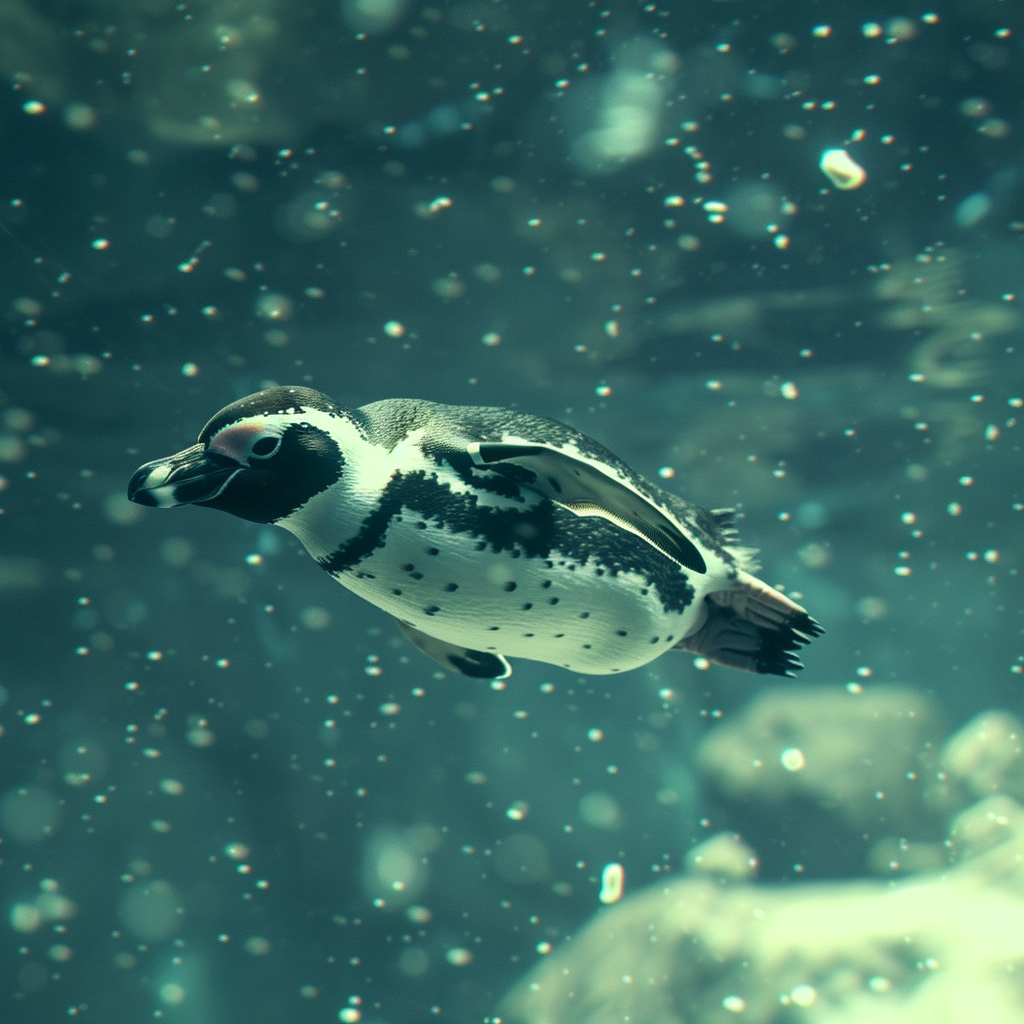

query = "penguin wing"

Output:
[[393, 618, 512, 679], [464, 440, 707, 574]]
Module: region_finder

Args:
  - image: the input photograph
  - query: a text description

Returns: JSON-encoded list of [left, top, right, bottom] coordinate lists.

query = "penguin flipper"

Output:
[[465, 441, 707, 573], [393, 618, 512, 679]]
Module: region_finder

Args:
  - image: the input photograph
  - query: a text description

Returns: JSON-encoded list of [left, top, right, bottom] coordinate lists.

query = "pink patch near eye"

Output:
[[209, 422, 268, 461]]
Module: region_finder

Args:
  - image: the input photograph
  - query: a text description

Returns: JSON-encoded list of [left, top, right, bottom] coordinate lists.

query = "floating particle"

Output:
[[723, 995, 747, 1012], [955, 192, 992, 228], [383, 320, 405, 338], [599, 862, 624, 904], [506, 801, 529, 821], [885, 16, 918, 40], [64, 103, 97, 130], [819, 149, 867, 189], [780, 381, 799, 400], [22, 100, 46, 115], [159, 983, 186, 1006], [702, 200, 728, 224], [254, 293, 293, 320], [780, 747, 806, 772], [790, 985, 818, 1007]]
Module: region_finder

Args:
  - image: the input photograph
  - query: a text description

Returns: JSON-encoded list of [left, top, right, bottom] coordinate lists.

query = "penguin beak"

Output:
[[128, 444, 242, 508]]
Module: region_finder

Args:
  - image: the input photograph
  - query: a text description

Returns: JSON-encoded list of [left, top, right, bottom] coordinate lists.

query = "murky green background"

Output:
[[1, 2, 1021, 1022]]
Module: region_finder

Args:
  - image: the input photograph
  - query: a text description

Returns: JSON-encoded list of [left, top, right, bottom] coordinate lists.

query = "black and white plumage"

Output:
[[128, 386, 822, 679]]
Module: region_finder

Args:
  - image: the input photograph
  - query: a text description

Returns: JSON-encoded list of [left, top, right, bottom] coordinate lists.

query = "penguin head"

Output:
[[128, 387, 350, 523]]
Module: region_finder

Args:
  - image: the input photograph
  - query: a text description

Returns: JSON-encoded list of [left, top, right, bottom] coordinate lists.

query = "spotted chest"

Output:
[[324, 478, 702, 674]]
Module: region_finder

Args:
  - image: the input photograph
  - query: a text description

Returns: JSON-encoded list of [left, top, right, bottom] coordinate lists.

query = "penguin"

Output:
[[128, 386, 821, 679]]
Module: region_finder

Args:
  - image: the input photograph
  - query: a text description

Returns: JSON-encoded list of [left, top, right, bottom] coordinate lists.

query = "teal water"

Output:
[[1, 3, 1021, 1022]]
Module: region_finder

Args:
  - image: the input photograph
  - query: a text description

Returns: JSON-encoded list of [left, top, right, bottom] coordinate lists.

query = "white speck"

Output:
[[599, 862, 624, 904], [780, 748, 806, 772], [790, 984, 817, 1007], [506, 801, 529, 821], [723, 994, 747, 1012], [819, 149, 867, 189]]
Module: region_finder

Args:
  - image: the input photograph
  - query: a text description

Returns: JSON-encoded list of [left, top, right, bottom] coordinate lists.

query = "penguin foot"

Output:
[[675, 573, 822, 677], [710, 570, 824, 638], [674, 605, 809, 676]]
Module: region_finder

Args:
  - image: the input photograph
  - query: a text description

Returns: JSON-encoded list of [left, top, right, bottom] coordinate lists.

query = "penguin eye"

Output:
[[249, 434, 281, 460]]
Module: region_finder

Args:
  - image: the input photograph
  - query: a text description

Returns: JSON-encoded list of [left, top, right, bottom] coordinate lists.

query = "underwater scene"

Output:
[[1, 2, 1022, 1022]]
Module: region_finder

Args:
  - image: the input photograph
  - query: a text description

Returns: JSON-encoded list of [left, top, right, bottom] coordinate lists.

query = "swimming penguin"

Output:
[[128, 386, 821, 679]]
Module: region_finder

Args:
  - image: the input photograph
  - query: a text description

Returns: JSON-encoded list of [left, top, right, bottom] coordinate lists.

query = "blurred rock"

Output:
[[696, 685, 946, 831], [941, 710, 1024, 803], [503, 789, 1024, 1024]]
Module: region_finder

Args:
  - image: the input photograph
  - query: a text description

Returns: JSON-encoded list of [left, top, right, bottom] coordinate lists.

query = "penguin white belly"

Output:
[[334, 520, 696, 674]]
